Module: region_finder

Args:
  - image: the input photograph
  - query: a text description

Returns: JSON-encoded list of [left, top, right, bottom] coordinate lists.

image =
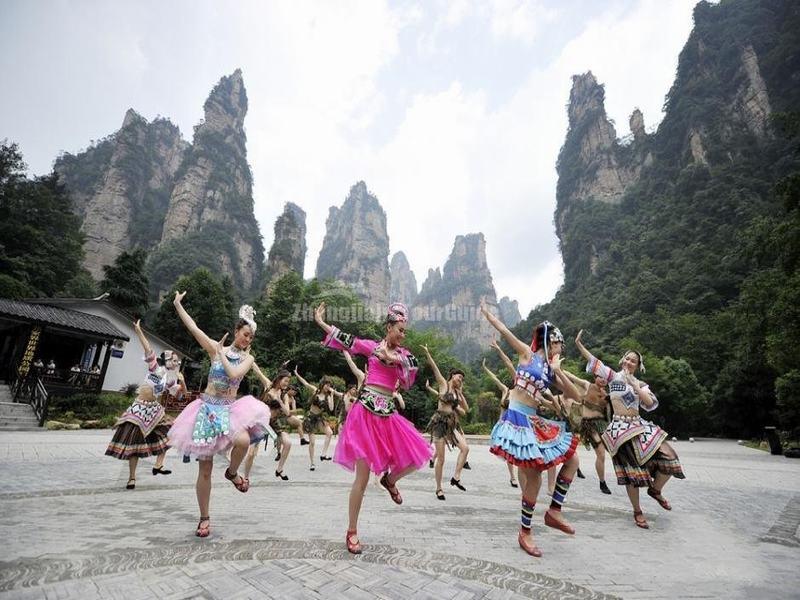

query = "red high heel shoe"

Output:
[[346, 529, 362, 554], [517, 529, 542, 557], [544, 509, 575, 535]]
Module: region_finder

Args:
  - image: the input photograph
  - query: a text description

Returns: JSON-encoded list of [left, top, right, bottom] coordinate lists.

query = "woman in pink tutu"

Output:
[[167, 293, 271, 537], [314, 301, 432, 554]]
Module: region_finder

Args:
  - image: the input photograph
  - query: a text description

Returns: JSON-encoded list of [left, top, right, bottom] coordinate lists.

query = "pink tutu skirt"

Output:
[[167, 393, 271, 460], [334, 400, 433, 474]]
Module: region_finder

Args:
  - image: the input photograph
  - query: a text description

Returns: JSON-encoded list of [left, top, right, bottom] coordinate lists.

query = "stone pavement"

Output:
[[0, 431, 798, 599]]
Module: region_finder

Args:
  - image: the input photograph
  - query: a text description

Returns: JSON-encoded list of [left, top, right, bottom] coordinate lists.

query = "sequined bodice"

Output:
[[513, 353, 552, 396], [208, 352, 243, 394]]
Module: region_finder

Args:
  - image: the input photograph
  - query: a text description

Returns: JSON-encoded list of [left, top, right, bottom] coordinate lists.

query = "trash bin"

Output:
[[764, 426, 783, 455]]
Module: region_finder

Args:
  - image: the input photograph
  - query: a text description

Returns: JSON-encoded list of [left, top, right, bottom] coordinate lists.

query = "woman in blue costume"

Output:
[[480, 300, 581, 558], [168, 293, 272, 537]]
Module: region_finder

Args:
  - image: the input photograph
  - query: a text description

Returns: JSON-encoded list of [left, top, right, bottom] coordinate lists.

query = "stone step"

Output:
[[0, 425, 42, 431], [0, 402, 37, 415], [0, 414, 40, 423]]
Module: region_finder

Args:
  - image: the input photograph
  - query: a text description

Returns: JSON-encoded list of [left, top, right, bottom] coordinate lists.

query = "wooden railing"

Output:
[[12, 373, 49, 426]]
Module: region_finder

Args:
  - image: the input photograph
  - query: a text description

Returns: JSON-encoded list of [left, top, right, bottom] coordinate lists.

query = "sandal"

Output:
[[310, 464, 316, 471], [450, 477, 467, 491], [224, 468, 249, 493], [380, 473, 403, 505], [126, 478, 136, 490], [196, 516, 211, 538], [633, 509, 649, 529], [435, 489, 446, 501], [346, 529, 362, 554], [510, 479, 519, 488], [647, 487, 672, 510], [275, 470, 289, 481], [152, 466, 172, 475]]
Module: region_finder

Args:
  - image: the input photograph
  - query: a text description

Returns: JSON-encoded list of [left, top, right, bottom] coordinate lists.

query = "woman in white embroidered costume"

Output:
[[574, 330, 685, 528], [167, 295, 272, 537], [315, 301, 432, 555], [105, 320, 185, 489]]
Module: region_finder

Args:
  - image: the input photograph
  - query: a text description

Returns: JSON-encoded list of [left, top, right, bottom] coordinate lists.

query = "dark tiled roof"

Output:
[[0, 298, 129, 341]]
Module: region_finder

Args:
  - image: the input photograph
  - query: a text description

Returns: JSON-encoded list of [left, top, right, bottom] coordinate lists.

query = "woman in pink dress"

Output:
[[314, 301, 432, 554]]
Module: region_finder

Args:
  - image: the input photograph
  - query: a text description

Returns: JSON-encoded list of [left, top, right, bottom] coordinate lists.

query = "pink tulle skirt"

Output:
[[167, 393, 270, 460], [334, 400, 433, 474]]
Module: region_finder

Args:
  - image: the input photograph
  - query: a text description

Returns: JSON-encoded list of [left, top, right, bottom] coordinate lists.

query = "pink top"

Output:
[[323, 327, 418, 391]]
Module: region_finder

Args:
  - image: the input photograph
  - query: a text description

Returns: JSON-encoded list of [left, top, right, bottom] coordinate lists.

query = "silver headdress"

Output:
[[238, 305, 257, 333]]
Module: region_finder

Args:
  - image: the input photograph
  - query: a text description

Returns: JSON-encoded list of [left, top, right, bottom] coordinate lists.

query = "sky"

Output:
[[0, 0, 697, 316]]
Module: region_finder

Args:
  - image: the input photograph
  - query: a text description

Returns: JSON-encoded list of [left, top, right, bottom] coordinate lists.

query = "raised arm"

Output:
[[425, 379, 440, 398], [490, 338, 517, 378], [561, 368, 590, 392], [394, 390, 406, 410], [314, 302, 333, 335], [173, 291, 217, 357], [574, 329, 594, 362], [251, 363, 272, 388], [293, 367, 318, 393], [421, 344, 447, 391], [482, 359, 509, 395], [133, 320, 153, 358], [342, 351, 365, 387], [214, 335, 255, 380], [480, 299, 530, 360]]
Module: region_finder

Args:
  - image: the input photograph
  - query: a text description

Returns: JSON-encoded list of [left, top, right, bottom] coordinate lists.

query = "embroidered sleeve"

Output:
[[585, 354, 614, 382], [323, 327, 376, 357], [143, 350, 158, 373], [640, 383, 659, 411]]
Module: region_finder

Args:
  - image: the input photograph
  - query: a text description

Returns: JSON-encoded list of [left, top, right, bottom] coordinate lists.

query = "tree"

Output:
[[153, 268, 235, 357], [100, 249, 149, 316], [0, 141, 85, 298]]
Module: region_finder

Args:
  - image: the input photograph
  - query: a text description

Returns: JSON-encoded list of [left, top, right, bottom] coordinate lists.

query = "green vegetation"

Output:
[[100, 249, 150, 318]]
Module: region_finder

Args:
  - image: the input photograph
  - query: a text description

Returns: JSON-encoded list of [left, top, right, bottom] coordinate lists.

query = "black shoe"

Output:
[[182, 455, 191, 463], [576, 468, 586, 479], [320, 456, 331, 461], [429, 459, 434, 469], [152, 466, 172, 476], [510, 479, 519, 488], [274, 452, 281, 462], [300, 438, 310, 446], [450, 477, 466, 491], [599, 481, 612, 495], [126, 478, 136, 490], [436, 489, 446, 501], [275, 470, 289, 481], [463, 461, 472, 470]]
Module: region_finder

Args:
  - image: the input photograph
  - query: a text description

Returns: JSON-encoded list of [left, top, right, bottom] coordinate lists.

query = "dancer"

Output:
[[294, 367, 339, 469], [481, 358, 520, 488], [106, 320, 184, 488], [315, 301, 432, 554], [167, 296, 272, 538], [480, 300, 580, 558], [257, 368, 305, 480], [559, 369, 613, 494], [421, 346, 469, 500], [574, 330, 684, 528]]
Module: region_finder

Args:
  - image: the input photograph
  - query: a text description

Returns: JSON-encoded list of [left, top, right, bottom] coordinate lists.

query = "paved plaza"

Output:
[[0, 431, 798, 599]]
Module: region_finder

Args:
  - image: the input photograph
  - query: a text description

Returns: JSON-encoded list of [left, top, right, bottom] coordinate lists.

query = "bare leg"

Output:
[[594, 442, 606, 480], [277, 433, 291, 473], [127, 456, 138, 482], [507, 462, 517, 484], [197, 458, 213, 518], [518, 467, 527, 490], [452, 430, 469, 481], [387, 463, 416, 484], [626, 484, 642, 512], [321, 425, 333, 457], [228, 431, 249, 474], [434, 439, 445, 493], [308, 432, 316, 467], [546, 466, 556, 495], [154, 450, 167, 470], [244, 442, 259, 478], [348, 459, 371, 543]]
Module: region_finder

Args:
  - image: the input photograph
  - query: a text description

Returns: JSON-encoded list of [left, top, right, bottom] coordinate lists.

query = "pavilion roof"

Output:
[[0, 298, 129, 342]]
